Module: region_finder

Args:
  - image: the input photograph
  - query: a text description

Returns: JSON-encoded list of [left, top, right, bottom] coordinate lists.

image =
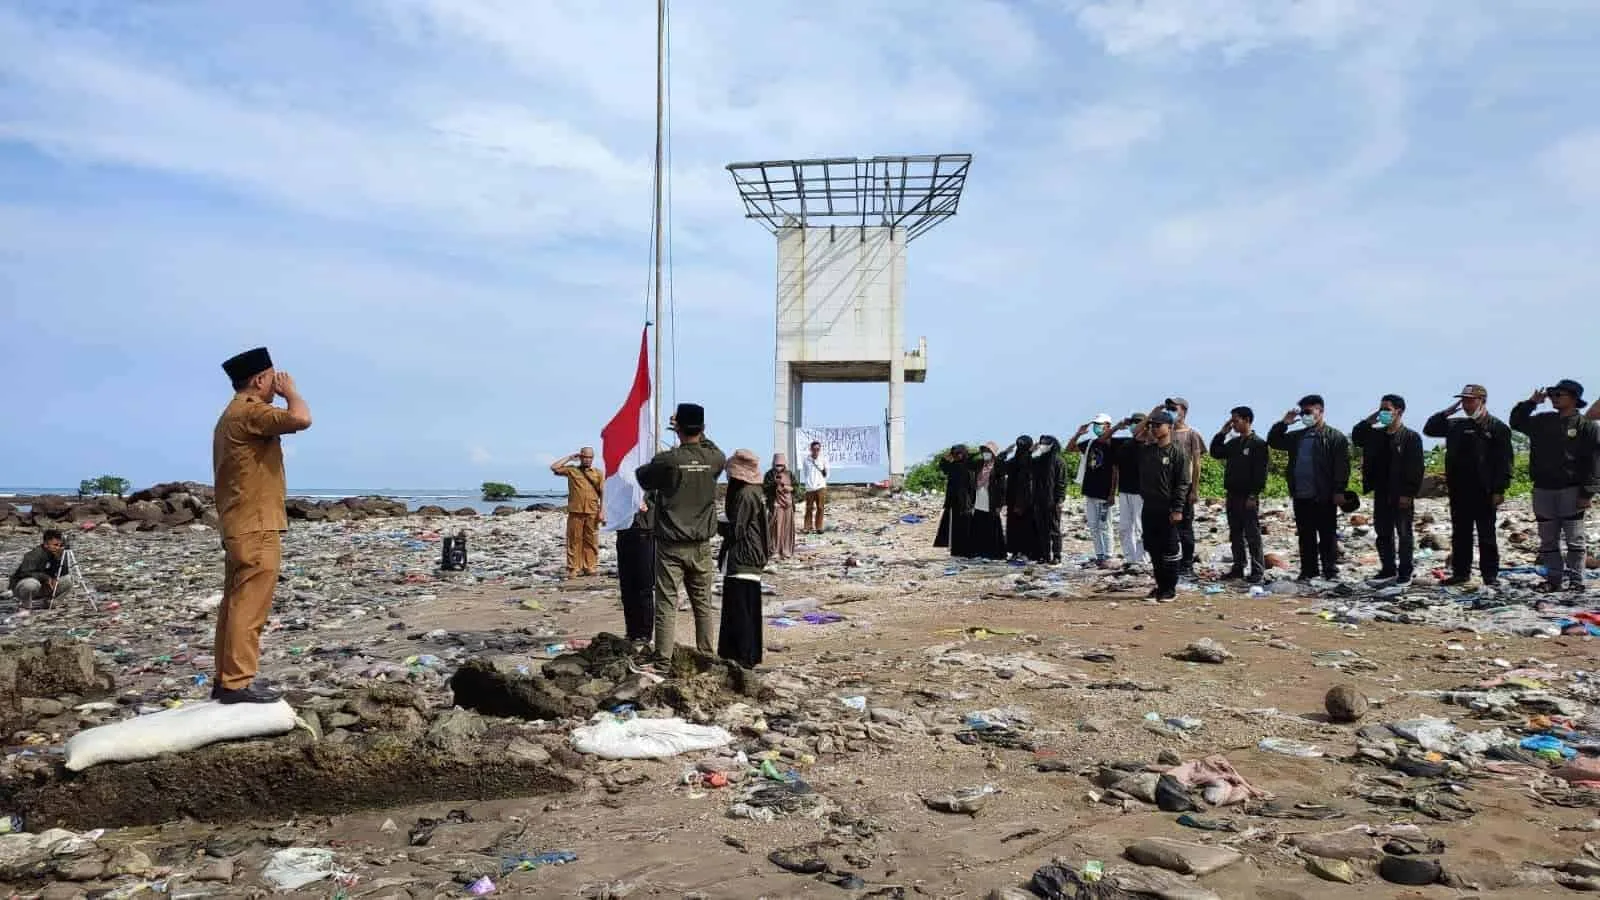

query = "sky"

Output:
[[2, 0, 1599, 492]]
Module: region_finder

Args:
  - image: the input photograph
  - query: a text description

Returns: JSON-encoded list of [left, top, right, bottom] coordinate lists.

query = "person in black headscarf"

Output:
[[1032, 435, 1069, 563], [934, 444, 981, 557], [970, 442, 1007, 560], [1000, 436, 1038, 561]]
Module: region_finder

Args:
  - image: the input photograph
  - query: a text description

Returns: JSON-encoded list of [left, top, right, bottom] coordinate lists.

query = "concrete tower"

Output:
[[725, 155, 972, 480]]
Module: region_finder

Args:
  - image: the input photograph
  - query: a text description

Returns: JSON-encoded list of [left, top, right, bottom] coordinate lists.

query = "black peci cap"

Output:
[[222, 347, 273, 383]]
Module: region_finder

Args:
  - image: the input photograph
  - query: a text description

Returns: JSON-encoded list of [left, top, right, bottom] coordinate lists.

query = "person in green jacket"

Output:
[[635, 403, 726, 661]]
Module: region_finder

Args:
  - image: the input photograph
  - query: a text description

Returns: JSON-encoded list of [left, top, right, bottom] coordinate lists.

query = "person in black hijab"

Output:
[[1000, 436, 1038, 561], [933, 444, 981, 557], [1032, 435, 1068, 564]]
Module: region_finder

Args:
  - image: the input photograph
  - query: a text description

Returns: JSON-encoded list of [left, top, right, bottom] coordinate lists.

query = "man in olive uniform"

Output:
[[551, 448, 605, 577], [636, 403, 726, 660], [214, 347, 312, 704]]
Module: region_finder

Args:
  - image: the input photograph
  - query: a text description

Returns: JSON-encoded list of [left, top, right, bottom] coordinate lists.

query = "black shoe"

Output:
[[1222, 568, 1246, 581], [1145, 588, 1161, 599], [1569, 581, 1588, 594], [215, 684, 281, 705], [1482, 578, 1500, 587], [1439, 574, 1470, 587], [1246, 572, 1264, 585], [1155, 589, 1178, 601], [1374, 570, 1397, 580]]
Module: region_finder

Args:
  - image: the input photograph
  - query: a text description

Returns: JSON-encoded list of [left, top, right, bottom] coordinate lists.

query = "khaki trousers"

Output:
[[653, 540, 715, 659], [804, 489, 827, 532], [216, 531, 282, 690], [565, 513, 599, 575]]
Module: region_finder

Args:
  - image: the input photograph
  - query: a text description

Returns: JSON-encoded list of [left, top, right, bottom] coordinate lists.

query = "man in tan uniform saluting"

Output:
[[551, 447, 605, 577], [213, 347, 312, 704]]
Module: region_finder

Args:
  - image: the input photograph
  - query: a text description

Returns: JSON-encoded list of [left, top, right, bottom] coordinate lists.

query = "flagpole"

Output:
[[651, 0, 666, 451]]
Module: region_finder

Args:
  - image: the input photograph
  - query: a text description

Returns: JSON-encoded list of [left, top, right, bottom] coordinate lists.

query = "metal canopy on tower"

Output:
[[726, 155, 972, 240], [725, 154, 972, 481]]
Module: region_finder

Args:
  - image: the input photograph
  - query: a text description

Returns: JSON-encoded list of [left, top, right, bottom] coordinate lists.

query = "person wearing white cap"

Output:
[[1068, 415, 1119, 568]]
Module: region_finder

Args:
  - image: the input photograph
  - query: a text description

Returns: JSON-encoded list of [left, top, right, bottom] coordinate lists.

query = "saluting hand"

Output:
[[1529, 388, 1548, 405], [1282, 408, 1299, 425], [1445, 400, 1462, 416], [272, 371, 298, 398]]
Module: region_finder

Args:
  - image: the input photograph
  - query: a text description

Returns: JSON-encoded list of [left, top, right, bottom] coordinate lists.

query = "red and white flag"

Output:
[[600, 327, 654, 533]]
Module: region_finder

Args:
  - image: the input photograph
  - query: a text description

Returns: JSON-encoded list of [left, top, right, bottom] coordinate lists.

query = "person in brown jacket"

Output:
[[213, 347, 311, 704], [551, 448, 605, 577]]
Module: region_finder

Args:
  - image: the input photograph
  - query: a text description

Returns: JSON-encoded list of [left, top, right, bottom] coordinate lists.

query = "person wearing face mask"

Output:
[[1511, 379, 1600, 594], [1210, 407, 1269, 583], [999, 436, 1041, 561], [1268, 395, 1352, 582], [1352, 395, 1425, 585], [1069, 415, 1120, 568], [1138, 411, 1191, 601], [1424, 385, 1513, 587], [1108, 413, 1149, 567], [970, 442, 1007, 560], [552, 447, 606, 578], [934, 444, 982, 558], [1031, 435, 1069, 564]]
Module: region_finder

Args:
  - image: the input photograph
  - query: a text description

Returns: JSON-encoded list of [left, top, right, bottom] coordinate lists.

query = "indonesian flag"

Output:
[[600, 327, 653, 533]]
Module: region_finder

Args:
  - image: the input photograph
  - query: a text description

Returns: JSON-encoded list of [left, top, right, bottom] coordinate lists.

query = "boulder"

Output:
[[322, 505, 350, 523], [29, 496, 71, 519], [125, 500, 165, 523], [492, 506, 517, 517], [1123, 837, 1243, 876], [164, 507, 197, 527], [1418, 474, 1448, 500], [1325, 685, 1369, 723], [453, 507, 479, 517], [416, 505, 449, 517]]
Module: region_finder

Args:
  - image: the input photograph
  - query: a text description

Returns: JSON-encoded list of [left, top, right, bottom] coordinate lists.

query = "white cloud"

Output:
[[1062, 102, 1165, 155], [1540, 130, 1600, 199]]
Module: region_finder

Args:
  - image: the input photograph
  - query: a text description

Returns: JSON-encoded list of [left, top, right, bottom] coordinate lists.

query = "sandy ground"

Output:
[[5, 497, 1600, 898]]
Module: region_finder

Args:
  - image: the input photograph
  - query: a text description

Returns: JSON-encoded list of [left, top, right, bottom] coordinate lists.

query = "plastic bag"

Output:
[[570, 714, 732, 760], [64, 699, 298, 772], [262, 848, 336, 891]]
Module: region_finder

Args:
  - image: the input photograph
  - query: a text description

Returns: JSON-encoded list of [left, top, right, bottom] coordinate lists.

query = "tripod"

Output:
[[57, 548, 99, 611]]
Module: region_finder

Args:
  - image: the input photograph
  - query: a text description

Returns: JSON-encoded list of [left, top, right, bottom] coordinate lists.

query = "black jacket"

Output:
[[939, 455, 981, 514], [1267, 422, 1352, 502], [1138, 440, 1192, 513], [1031, 448, 1068, 510], [9, 546, 67, 591], [1423, 411, 1513, 497], [724, 483, 769, 577], [1351, 420, 1425, 497], [1208, 430, 1269, 497], [1511, 402, 1600, 495]]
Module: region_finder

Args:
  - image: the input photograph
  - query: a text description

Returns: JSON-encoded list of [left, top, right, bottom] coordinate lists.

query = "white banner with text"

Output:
[[796, 426, 882, 468]]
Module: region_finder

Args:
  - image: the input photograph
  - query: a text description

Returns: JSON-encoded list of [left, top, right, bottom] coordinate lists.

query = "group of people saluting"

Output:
[[934, 380, 1600, 601]]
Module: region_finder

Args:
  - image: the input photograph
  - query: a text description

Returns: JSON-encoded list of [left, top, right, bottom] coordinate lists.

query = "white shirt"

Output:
[[802, 455, 829, 492]]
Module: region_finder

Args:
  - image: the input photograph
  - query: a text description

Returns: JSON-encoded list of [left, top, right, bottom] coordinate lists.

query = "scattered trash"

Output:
[[922, 784, 998, 815], [467, 875, 497, 895], [1258, 738, 1325, 757], [1167, 638, 1232, 664], [262, 848, 338, 892]]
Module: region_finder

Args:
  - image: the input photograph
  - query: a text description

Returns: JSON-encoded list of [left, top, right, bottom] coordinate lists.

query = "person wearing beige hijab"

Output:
[[763, 453, 797, 560]]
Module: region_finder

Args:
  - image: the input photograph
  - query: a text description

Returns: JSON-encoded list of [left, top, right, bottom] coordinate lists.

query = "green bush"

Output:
[[481, 481, 517, 501], [78, 475, 131, 498]]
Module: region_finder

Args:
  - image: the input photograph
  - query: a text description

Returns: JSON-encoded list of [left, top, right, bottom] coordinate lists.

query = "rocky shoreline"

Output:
[[0, 482, 562, 532]]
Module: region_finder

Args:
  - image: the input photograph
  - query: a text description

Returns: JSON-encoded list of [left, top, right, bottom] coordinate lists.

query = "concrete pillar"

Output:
[[773, 360, 790, 460], [791, 379, 805, 461], [888, 361, 905, 479]]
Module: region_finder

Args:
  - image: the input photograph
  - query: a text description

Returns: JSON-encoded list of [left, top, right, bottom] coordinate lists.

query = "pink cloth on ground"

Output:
[[1165, 754, 1271, 806]]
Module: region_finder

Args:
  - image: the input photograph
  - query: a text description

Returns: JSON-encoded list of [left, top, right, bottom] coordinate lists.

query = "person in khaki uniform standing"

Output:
[[636, 403, 725, 662], [550, 448, 604, 577], [213, 347, 312, 704]]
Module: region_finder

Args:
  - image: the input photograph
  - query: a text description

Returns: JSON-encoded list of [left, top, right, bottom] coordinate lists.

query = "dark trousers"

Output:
[[717, 577, 763, 668], [1141, 505, 1180, 592], [1225, 494, 1264, 575], [1373, 493, 1415, 578], [1449, 493, 1499, 581], [616, 527, 656, 641], [1291, 499, 1339, 579], [1178, 500, 1197, 570]]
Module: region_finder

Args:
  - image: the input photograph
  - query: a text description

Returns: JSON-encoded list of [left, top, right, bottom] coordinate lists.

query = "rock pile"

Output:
[[1, 481, 411, 532]]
